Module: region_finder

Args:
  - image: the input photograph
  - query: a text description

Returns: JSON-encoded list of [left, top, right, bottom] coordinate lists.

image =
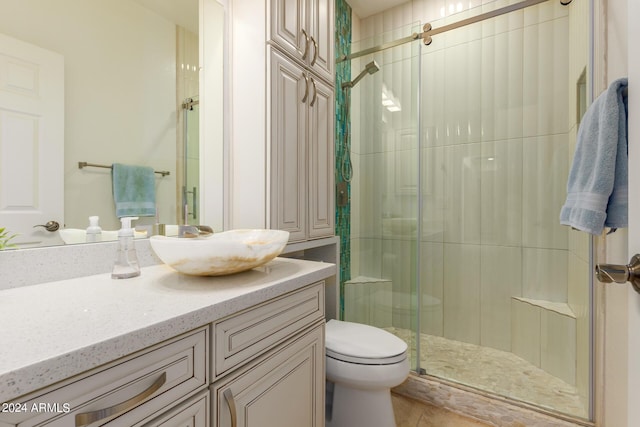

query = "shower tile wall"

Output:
[[349, 0, 590, 410], [335, 0, 353, 319]]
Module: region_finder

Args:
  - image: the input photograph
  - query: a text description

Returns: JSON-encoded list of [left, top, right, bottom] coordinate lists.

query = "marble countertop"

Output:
[[0, 257, 335, 402]]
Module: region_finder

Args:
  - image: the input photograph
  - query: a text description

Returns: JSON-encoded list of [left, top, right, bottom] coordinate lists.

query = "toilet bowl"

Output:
[[325, 319, 409, 427]]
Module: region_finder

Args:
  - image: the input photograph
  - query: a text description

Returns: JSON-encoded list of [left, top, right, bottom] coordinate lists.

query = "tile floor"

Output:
[[386, 328, 588, 419], [392, 393, 491, 427]]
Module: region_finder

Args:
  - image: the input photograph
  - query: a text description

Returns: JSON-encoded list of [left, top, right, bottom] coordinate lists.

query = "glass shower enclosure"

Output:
[[343, 0, 591, 421]]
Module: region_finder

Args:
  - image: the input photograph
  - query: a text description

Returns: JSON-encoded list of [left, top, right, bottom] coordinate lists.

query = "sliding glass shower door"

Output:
[[346, 24, 422, 370], [345, 0, 591, 420]]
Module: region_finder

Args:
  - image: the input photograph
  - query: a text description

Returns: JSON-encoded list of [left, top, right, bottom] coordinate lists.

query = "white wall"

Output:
[[0, 0, 178, 231], [601, 0, 630, 425]]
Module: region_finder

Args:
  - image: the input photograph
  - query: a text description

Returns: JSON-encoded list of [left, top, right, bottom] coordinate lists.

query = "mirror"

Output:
[[0, 0, 224, 248]]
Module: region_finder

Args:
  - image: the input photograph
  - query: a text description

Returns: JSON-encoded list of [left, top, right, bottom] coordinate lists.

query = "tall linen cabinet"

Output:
[[229, 0, 335, 243]]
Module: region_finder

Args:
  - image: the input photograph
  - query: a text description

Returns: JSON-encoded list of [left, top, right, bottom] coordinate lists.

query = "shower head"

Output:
[[341, 60, 380, 90]]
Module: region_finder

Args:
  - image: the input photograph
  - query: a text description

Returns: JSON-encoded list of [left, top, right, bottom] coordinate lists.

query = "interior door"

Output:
[[0, 33, 64, 247], [627, 0, 640, 423]]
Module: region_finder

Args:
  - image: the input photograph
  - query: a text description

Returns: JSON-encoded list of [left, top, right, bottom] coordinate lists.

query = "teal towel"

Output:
[[112, 163, 157, 218]]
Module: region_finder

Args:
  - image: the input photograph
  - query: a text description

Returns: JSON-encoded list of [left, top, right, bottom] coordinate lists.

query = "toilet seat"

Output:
[[325, 319, 408, 365]]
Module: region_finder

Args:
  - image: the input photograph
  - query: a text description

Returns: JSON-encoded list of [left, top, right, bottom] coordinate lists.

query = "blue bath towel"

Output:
[[559, 78, 628, 235], [112, 163, 157, 218]]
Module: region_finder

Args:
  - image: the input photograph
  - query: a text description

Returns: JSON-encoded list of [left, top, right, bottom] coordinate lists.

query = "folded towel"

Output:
[[559, 78, 628, 235], [112, 163, 157, 218]]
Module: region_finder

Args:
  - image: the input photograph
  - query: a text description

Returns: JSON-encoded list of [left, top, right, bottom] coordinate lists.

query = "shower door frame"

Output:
[[344, 0, 594, 422]]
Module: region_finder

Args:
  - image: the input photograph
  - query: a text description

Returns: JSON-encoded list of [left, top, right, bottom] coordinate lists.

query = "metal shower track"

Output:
[[336, 0, 572, 64]]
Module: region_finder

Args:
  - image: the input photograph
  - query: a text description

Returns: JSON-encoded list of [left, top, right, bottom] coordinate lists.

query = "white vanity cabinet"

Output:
[[0, 260, 334, 427], [229, 0, 335, 244], [0, 327, 208, 427], [210, 282, 325, 427]]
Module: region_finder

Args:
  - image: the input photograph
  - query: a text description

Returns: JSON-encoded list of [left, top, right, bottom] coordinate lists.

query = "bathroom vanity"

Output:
[[0, 257, 334, 426]]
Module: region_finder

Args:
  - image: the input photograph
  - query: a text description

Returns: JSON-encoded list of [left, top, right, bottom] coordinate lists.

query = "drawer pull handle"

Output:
[[301, 29, 310, 60], [310, 77, 317, 107], [302, 73, 309, 104], [223, 388, 238, 427], [75, 372, 166, 426]]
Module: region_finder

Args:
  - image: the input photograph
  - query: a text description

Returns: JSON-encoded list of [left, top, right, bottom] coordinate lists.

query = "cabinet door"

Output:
[[308, 77, 335, 239], [212, 324, 324, 427], [269, 0, 307, 64], [269, 48, 307, 242], [308, 0, 334, 82], [141, 391, 209, 427]]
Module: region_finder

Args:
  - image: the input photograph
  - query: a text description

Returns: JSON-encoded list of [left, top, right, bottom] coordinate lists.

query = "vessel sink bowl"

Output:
[[149, 229, 290, 276]]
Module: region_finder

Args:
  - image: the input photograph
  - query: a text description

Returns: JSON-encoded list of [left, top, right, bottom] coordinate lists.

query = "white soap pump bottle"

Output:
[[111, 216, 140, 279], [86, 216, 102, 243]]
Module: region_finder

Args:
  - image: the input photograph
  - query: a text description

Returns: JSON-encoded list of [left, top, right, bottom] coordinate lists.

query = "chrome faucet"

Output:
[[178, 225, 213, 238]]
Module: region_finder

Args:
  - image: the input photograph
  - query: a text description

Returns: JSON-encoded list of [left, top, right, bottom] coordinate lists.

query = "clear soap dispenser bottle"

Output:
[[111, 216, 140, 279], [86, 216, 102, 243]]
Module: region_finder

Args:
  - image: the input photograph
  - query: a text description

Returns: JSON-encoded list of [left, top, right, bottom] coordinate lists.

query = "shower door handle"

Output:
[[596, 254, 640, 294]]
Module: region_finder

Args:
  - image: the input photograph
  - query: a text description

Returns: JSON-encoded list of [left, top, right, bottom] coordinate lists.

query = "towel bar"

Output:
[[78, 162, 170, 177]]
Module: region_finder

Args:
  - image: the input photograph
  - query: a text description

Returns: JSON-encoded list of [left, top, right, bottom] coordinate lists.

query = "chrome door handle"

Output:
[[33, 220, 60, 232], [596, 254, 640, 294]]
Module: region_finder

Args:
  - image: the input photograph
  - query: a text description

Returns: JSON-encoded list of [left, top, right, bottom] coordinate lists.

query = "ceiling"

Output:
[[348, 0, 410, 18]]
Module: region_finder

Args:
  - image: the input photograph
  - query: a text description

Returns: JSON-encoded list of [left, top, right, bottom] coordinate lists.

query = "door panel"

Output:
[[269, 49, 307, 241], [270, 0, 306, 64], [0, 33, 64, 247], [212, 324, 324, 427], [308, 0, 334, 81], [308, 77, 334, 238], [627, 0, 640, 423]]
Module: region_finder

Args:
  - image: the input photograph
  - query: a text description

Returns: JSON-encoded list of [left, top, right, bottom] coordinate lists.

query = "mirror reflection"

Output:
[[0, 0, 208, 248]]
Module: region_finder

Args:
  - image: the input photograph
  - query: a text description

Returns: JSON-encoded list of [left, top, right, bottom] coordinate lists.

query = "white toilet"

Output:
[[325, 319, 409, 427]]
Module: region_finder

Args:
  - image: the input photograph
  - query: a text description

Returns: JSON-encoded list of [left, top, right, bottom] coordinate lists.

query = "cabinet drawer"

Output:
[[212, 282, 324, 379], [0, 327, 207, 427]]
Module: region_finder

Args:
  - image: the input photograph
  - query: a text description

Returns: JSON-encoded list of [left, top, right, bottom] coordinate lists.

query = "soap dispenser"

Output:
[[86, 216, 102, 243], [111, 216, 140, 279]]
